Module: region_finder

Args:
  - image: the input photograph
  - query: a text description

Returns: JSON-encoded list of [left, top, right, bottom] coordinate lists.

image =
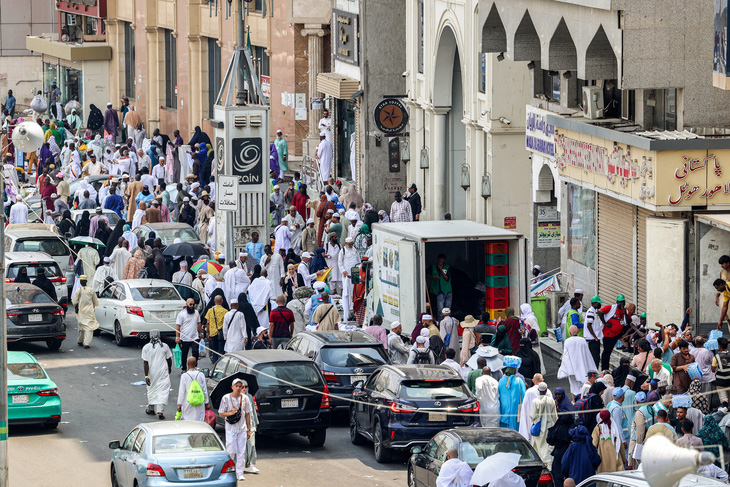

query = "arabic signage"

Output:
[[525, 105, 556, 158], [537, 222, 561, 248], [217, 175, 239, 211], [333, 9, 359, 66]]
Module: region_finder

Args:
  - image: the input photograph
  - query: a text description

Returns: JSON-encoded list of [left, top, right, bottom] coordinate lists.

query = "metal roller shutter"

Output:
[[636, 208, 652, 312], [597, 194, 635, 304]]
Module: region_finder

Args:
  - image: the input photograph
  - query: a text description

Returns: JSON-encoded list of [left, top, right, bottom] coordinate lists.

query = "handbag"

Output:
[[530, 419, 542, 437], [225, 396, 243, 425], [444, 318, 455, 347]]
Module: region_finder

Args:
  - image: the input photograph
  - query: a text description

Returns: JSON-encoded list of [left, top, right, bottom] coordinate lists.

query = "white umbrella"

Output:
[[470, 452, 521, 487], [466, 346, 504, 371]]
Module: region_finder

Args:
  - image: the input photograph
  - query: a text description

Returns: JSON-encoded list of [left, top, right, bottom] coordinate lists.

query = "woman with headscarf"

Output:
[[270, 142, 280, 178], [491, 325, 513, 355], [630, 338, 653, 373], [292, 184, 309, 220], [139, 256, 159, 279], [285, 248, 301, 268], [196, 143, 208, 182], [121, 224, 138, 251], [582, 382, 607, 433], [498, 366, 526, 430], [378, 210, 391, 223], [599, 374, 615, 406], [502, 307, 523, 354], [282, 264, 304, 303], [554, 387, 575, 412], [165, 140, 177, 183], [309, 247, 328, 275], [94, 219, 112, 262], [57, 209, 76, 237], [76, 210, 91, 240], [697, 414, 730, 460], [104, 219, 127, 258], [611, 356, 632, 389], [249, 264, 262, 283], [561, 426, 601, 485], [14, 267, 31, 284], [124, 250, 145, 279], [86, 104, 104, 133], [236, 292, 260, 349], [202, 144, 214, 186], [38, 143, 54, 179], [592, 410, 626, 472], [547, 412, 574, 487], [689, 377, 710, 414], [188, 126, 212, 147], [516, 338, 541, 379]]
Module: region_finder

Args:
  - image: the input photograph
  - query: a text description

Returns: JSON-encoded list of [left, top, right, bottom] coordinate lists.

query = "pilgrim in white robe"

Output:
[[316, 138, 333, 183], [248, 277, 275, 329], [176, 369, 209, 422], [109, 247, 132, 281], [557, 335, 598, 397], [519, 385, 552, 441], [474, 374, 500, 427], [141, 338, 173, 414], [223, 309, 248, 353]]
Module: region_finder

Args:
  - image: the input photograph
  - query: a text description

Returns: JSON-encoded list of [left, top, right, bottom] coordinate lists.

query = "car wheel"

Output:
[[43, 420, 59, 429], [308, 429, 326, 447], [372, 419, 391, 463], [114, 321, 128, 347], [407, 465, 417, 487], [350, 407, 366, 445], [110, 464, 120, 487], [46, 339, 62, 350]]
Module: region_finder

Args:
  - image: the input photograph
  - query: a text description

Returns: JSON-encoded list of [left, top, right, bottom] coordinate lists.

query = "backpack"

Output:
[[574, 393, 595, 425], [186, 373, 205, 406], [429, 336, 447, 364], [413, 348, 433, 365]]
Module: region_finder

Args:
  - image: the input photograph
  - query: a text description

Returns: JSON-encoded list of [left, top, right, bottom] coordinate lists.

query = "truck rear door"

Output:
[[397, 240, 419, 330]]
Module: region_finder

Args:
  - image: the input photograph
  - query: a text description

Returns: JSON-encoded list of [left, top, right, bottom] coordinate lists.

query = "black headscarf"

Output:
[[516, 338, 541, 380], [144, 231, 157, 248], [188, 126, 212, 147], [202, 288, 228, 321], [15, 267, 30, 283], [611, 356, 632, 388], [94, 221, 111, 261], [309, 247, 327, 274], [141, 257, 159, 278], [33, 269, 57, 302], [285, 249, 301, 266], [105, 219, 127, 257], [201, 149, 213, 185], [76, 210, 91, 238], [582, 382, 606, 432], [250, 264, 262, 282], [87, 104, 104, 131], [58, 209, 76, 236], [236, 292, 260, 349]]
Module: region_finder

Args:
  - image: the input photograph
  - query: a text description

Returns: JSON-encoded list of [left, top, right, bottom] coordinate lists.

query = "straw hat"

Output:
[[460, 315, 477, 327]]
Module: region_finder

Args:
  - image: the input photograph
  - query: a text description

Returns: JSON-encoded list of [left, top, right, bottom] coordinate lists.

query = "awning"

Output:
[[696, 213, 730, 232], [317, 73, 360, 99]]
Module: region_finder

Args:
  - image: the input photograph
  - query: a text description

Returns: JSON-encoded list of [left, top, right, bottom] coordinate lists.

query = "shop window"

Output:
[[61, 67, 82, 107], [252, 0, 263, 12], [165, 29, 177, 109], [568, 184, 595, 269], [124, 22, 135, 98], [648, 88, 678, 131], [418, 0, 424, 73], [253, 46, 270, 77], [543, 70, 561, 102], [479, 54, 486, 93], [208, 38, 222, 118]]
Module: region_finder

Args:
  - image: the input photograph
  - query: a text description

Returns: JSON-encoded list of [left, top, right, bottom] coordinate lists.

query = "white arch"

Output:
[[432, 16, 465, 107]]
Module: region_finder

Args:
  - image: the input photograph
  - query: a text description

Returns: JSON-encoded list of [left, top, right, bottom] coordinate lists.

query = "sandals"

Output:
[[145, 408, 155, 415]]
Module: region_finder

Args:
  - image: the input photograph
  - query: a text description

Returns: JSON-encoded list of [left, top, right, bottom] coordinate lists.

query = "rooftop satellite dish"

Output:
[[643, 435, 716, 487], [11, 122, 44, 153]]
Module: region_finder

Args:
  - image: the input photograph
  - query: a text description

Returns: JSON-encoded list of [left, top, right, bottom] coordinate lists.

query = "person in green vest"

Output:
[[274, 129, 289, 173], [567, 297, 584, 337], [428, 254, 452, 321]]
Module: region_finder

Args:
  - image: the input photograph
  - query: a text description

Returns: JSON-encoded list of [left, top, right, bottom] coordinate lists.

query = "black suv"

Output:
[[286, 330, 390, 408], [350, 365, 479, 463], [203, 349, 331, 447]]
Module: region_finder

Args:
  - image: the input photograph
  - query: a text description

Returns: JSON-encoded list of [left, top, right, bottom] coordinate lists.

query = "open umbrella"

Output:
[[209, 372, 259, 409], [69, 236, 106, 247], [191, 260, 223, 275], [162, 242, 208, 257], [471, 452, 521, 487]]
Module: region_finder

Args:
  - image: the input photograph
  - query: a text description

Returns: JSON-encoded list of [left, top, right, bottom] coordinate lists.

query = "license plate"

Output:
[[28, 314, 43, 322], [12, 395, 29, 404], [351, 375, 367, 384], [428, 412, 446, 422], [183, 467, 203, 479], [157, 312, 172, 319], [281, 398, 299, 408]]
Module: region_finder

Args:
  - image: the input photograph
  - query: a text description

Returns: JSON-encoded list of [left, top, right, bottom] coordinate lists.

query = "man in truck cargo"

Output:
[[429, 254, 452, 321]]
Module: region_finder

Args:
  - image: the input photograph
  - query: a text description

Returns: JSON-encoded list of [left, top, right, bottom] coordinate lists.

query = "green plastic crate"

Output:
[[485, 275, 509, 287], [485, 254, 509, 265]]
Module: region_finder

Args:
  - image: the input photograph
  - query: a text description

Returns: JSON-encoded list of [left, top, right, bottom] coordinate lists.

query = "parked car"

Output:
[[68, 174, 109, 203], [407, 428, 552, 487], [350, 365, 479, 463], [203, 350, 331, 447], [5, 252, 69, 309], [70, 208, 121, 229], [5, 283, 66, 350], [286, 330, 389, 408], [108, 421, 236, 486], [576, 471, 727, 487], [5, 229, 75, 291], [95, 279, 195, 346], [133, 222, 206, 247], [8, 351, 62, 429]]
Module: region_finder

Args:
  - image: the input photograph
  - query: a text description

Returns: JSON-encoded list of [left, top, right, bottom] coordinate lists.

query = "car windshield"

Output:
[[399, 380, 470, 400], [152, 433, 224, 454], [256, 363, 322, 389], [458, 439, 540, 467], [8, 263, 62, 280], [7, 363, 47, 380], [129, 287, 180, 301], [153, 228, 199, 244], [14, 239, 68, 256], [5, 286, 55, 305], [320, 346, 389, 367]]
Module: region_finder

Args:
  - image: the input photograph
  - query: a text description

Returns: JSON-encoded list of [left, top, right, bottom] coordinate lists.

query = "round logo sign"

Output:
[[216, 137, 225, 173], [373, 98, 409, 135]]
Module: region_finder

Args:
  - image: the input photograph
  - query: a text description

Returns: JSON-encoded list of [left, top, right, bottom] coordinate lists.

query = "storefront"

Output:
[[43, 58, 83, 108]]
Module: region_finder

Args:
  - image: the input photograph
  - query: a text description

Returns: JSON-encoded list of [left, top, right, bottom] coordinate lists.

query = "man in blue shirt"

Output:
[[104, 186, 125, 218], [4, 90, 15, 118], [245, 231, 265, 262]]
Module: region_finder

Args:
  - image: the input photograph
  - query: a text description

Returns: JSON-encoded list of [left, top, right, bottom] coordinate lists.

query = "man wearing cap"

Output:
[[566, 297, 585, 337], [404, 183, 422, 221], [218, 377, 253, 481], [607, 387, 629, 446], [56, 172, 70, 204], [531, 265, 544, 284], [315, 131, 332, 183], [8, 195, 27, 224], [530, 381, 557, 463], [286, 206, 305, 253], [251, 327, 270, 350], [172, 260, 193, 286], [387, 322, 409, 364], [298, 252, 322, 288], [221, 299, 244, 352], [270, 185, 285, 226], [179, 196, 196, 227], [558, 290, 584, 343], [597, 294, 628, 371], [84, 153, 104, 177], [92, 256, 117, 294], [72, 275, 99, 348], [339, 236, 360, 320], [584, 296, 603, 369], [274, 220, 293, 256]]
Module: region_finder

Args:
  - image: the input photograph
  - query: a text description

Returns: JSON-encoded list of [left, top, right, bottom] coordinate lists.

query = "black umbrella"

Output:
[[210, 372, 259, 409], [162, 242, 208, 257]]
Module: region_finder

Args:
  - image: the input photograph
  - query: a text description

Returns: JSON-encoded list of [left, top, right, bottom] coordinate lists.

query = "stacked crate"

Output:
[[485, 241, 509, 319]]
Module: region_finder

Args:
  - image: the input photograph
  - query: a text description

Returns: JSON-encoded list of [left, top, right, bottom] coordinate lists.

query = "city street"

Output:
[[8, 310, 569, 485]]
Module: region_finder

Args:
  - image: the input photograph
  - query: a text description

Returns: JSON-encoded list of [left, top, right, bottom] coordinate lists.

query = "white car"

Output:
[[69, 209, 121, 229], [95, 279, 202, 346], [5, 228, 75, 290], [577, 470, 727, 487], [5, 252, 69, 308]]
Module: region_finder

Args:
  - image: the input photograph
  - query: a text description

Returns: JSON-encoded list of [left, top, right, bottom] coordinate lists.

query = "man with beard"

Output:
[[176, 298, 202, 369], [389, 191, 412, 222], [33, 267, 57, 302], [260, 245, 285, 292], [179, 197, 196, 227]]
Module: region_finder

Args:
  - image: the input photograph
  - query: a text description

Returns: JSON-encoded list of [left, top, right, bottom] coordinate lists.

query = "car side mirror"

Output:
[[411, 446, 422, 454], [109, 440, 121, 450], [201, 368, 210, 377], [353, 380, 364, 390]]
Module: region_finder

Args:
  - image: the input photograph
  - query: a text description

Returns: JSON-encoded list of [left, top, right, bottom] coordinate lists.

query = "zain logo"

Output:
[[215, 137, 225, 173], [231, 137, 263, 184]]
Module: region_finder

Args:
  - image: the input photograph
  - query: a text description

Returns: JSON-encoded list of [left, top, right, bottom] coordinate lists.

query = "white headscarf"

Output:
[[520, 303, 536, 322]]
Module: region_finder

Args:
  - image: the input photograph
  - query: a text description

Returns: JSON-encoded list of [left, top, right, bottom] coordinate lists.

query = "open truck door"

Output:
[[398, 239, 419, 333]]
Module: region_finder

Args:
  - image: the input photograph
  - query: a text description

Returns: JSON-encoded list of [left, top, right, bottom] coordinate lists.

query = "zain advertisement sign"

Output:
[[231, 137, 263, 185]]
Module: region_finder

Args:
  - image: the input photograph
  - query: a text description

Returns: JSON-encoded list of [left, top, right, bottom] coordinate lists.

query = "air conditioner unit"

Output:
[[582, 86, 604, 119], [66, 15, 77, 26]]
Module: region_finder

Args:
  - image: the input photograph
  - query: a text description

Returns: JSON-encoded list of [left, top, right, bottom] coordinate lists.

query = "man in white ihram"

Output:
[[436, 448, 473, 487], [474, 367, 500, 427], [142, 329, 173, 420], [248, 270, 276, 329], [8, 195, 28, 224], [519, 373, 551, 441], [557, 325, 598, 397], [223, 298, 247, 353], [315, 131, 332, 183], [338, 237, 360, 320], [93, 256, 117, 294], [176, 356, 210, 421]]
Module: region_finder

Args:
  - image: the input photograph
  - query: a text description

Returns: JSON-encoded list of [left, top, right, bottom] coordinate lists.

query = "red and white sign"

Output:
[[260, 75, 270, 99]]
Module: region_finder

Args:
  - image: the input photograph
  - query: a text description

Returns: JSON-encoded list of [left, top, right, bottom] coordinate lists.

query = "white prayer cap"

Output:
[[239, 252, 246, 257], [327, 209, 335, 214], [416, 336, 427, 344], [626, 374, 637, 382], [159, 156, 164, 161], [103, 257, 110, 263], [183, 197, 190, 202], [242, 252, 248, 257], [390, 321, 401, 330], [301, 252, 312, 259], [231, 298, 238, 304], [218, 253, 226, 259], [338, 209, 345, 214], [533, 265, 541, 270], [420, 328, 430, 338], [307, 218, 314, 224], [313, 281, 326, 291], [191, 182, 200, 189], [180, 261, 188, 267], [277, 129, 283, 134], [574, 289, 584, 295], [538, 382, 548, 392], [273, 185, 280, 190], [256, 326, 267, 335], [320, 131, 327, 137], [15, 195, 21, 201], [442, 308, 451, 315], [422, 314, 433, 321], [107, 102, 112, 106], [332, 213, 340, 219], [345, 237, 354, 243]]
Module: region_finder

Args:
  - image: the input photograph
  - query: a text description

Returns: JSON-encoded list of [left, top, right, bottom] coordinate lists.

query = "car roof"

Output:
[[444, 427, 530, 442], [300, 330, 381, 345], [117, 279, 176, 287], [8, 351, 38, 364], [6, 252, 59, 263], [140, 420, 215, 436], [580, 472, 725, 487], [385, 365, 463, 380], [228, 349, 315, 365], [5, 229, 62, 238], [141, 223, 193, 230]]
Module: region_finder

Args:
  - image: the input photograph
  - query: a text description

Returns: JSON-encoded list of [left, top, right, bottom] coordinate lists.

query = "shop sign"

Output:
[[537, 206, 558, 222], [537, 222, 561, 248], [333, 9, 359, 66], [374, 98, 409, 135], [525, 105, 556, 158], [217, 175, 239, 211], [260, 75, 270, 99], [388, 137, 401, 172], [504, 216, 516, 229], [667, 153, 729, 205]]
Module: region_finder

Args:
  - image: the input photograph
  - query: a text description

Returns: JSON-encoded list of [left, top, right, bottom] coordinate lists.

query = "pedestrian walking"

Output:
[[498, 365, 526, 431], [388, 322, 410, 364], [561, 426, 601, 484], [530, 382, 557, 464], [176, 356, 210, 421], [205, 294, 228, 364], [218, 378, 253, 482], [474, 367, 500, 427], [142, 329, 173, 420], [557, 325, 597, 398], [71, 275, 99, 349], [176, 298, 202, 370]]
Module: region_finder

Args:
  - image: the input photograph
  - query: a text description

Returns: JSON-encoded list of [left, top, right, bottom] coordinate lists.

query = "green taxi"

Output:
[[8, 351, 61, 429]]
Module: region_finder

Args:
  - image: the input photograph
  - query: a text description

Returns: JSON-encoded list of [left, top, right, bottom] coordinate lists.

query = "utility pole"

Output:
[[236, 0, 247, 106], [0, 174, 8, 485]]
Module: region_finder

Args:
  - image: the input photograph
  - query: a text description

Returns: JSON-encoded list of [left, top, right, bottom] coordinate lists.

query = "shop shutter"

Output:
[[597, 194, 635, 304], [636, 207, 652, 312]]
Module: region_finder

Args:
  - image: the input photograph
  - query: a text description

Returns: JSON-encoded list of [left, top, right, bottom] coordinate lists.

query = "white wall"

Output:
[[82, 59, 110, 122], [698, 224, 730, 324], [0, 56, 44, 110]]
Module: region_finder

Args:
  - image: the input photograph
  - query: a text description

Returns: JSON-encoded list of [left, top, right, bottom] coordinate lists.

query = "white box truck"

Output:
[[364, 220, 527, 335]]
